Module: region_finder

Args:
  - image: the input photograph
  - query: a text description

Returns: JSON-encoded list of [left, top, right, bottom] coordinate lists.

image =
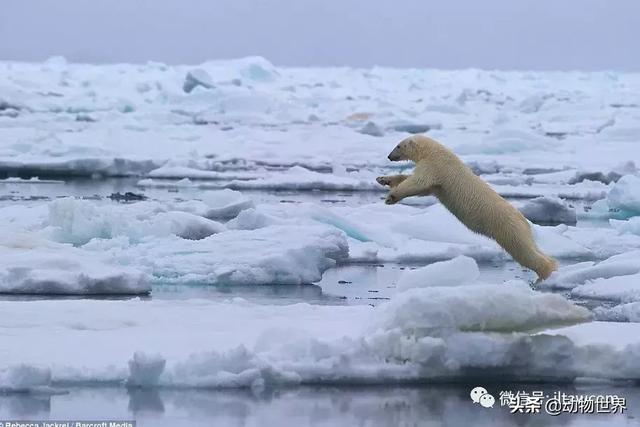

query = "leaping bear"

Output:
[[377, 135, 557, 281]]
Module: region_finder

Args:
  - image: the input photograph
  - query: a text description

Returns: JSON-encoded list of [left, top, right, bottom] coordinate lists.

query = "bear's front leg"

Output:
[[384, 174, 433, 205], [376, 174, 409, 188]]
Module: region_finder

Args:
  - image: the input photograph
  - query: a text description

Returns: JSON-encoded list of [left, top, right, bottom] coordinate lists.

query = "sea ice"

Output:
[[518, 196, 577, 225], [8, 282, 640, 389], [46, 197, 226, 245], [594, 302, 640, 322], [607, 174, 640, 217], [183, 69, 215, 93], [0, 231, 149, 294], [572, 273, 640, 303], [396, 256, 480, 291], [543, 250, 640, 290]]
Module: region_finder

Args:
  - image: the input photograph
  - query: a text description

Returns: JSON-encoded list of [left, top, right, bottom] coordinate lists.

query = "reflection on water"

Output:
[[0, 261, 537, 305], [0, 177, 387, 207], [0, 260, 607, 309], [1, 384, 638, 427]]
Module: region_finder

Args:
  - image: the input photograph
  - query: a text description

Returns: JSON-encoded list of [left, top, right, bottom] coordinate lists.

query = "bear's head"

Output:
[[387, 135, 443, 162]]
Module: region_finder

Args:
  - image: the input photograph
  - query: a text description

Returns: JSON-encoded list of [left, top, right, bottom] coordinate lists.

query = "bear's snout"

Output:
[[388, 151, 400, 161]]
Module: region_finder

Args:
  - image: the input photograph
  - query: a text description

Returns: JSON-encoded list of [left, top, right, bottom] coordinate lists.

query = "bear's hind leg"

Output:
[[497, 232, 558, 282]]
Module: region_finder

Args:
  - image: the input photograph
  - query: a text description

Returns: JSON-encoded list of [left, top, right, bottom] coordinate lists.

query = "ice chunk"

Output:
[[392, 204, 494, 246], [358, 121, 384, 137], [47, 198, 225, 245], [147, 166, 259, 181], [533, 224, 592, 259], [611, 217, 640, 236], [561, 226, 640, 259], [543, 250, 640, 290], [201, 189, 255, 220], [594, 302, 640, 322], [226, 208, 281, 230], [311, 206, 397, 247], [237, 56, 279, 81], [569, 170, 621, 185], [373, 284, 590, 334], [127, 352, 166, 387], [607, 174, 640, 218], [391, 123, 442, 134], [129, 225, 349, 286], [572, 272, 640, 302], [519, 196, 576, 225], [396, 256, 480, 291], [225, 166, 380, 191], [183, 69, 215, 93], [156, 211, 226, 240], [0, 234, 149, 295], [0, 365, 52, 393], [518, 93, 551, 113]]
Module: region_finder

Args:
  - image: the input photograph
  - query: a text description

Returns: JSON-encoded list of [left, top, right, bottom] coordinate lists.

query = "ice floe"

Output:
[[0, 231, 149, 295], [518, 196, 577, 225], [396, 256, 480, 291], [10, 281, 640, 390], [542, 250, 640, 290]]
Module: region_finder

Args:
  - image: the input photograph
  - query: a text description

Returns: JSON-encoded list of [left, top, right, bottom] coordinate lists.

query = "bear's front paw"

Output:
[[385, 193, 399, 205], [376, 176, 391, 186]]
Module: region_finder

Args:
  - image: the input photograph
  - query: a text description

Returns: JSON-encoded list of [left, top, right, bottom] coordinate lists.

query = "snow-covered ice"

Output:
[[572, 273, 640, 303], [0, 231, 149, 295], [396, 256, 480, 291], [517, 196, 577, 225], [5, 281, 640, 391]]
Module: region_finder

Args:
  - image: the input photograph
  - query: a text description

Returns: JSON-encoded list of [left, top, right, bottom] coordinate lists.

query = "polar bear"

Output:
[[377, 135, 557, 281]]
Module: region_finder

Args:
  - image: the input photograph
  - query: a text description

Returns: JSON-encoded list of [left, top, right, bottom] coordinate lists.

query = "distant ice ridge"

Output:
[[139, 166, 381, 191], [11, 257, 640, 390], [1, 57, 639, 194]]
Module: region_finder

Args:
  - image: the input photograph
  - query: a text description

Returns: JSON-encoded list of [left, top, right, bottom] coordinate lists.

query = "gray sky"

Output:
[[1, 0, 639, 70]]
